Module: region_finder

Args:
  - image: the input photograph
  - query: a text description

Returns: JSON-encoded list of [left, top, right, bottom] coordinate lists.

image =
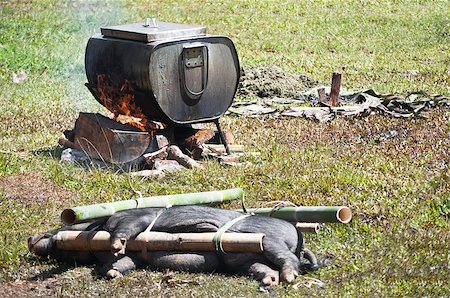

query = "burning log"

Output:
[[52, 231, 264, 254], [61, 188, 244, 225]]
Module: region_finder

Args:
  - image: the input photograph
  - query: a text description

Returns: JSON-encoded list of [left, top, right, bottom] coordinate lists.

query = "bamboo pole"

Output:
[[245, 206, 352, 223], [54, 231, 264, 253], [61, 188, 244, 225], [295, 222, 321, 234]]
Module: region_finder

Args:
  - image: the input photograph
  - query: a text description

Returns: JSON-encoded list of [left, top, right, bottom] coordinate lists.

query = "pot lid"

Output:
[[101, 19, 207, 42]]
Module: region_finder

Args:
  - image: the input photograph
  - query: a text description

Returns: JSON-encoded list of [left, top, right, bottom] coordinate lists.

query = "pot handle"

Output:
[[180, 44, 208, 104]]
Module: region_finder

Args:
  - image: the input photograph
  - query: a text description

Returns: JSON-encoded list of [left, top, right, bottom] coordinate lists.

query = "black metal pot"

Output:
[[85, 20, 240, 126]]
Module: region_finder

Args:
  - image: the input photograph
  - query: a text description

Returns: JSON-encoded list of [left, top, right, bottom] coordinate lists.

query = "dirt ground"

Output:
[[236, 65, 320, 99]]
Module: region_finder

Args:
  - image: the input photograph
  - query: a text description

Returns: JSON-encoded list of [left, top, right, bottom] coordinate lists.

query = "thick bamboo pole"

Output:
[[54, 231, 264, 253], [245, 206, 352, 223], [61, 188, 244, 225]]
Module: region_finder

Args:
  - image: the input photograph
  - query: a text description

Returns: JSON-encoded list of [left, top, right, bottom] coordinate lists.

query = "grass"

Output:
[[0, 0, 449, 297]]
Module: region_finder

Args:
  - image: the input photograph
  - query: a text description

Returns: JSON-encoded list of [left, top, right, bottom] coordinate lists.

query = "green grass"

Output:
[[0, 0, 449, 297]]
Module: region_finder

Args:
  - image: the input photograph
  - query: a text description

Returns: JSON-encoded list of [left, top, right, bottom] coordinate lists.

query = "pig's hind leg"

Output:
[[248, 262, 280, 286], [222, 254, 279, 286], [262, 239, 301, 283]]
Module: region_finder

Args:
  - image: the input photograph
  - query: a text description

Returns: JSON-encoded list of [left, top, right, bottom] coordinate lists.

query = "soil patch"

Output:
[[0, 172, 74, 204], [236, 65, 320, 99], [0, 279, 54, 298]]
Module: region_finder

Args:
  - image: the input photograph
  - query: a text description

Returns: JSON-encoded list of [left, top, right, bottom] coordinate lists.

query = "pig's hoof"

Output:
[[106, 269, 123, 279], [280, 268, 298, 284], [261, 272, 279, 286]]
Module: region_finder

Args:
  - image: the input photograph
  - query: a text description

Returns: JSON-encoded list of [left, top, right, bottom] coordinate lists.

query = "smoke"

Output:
[[63, 0, 126, 113]]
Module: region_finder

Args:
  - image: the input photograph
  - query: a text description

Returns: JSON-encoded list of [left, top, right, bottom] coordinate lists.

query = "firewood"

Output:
[[130, 170, 165, 180], [143, 147, 169, 168], [217, 155, 241, 163], [183, 129, 215, 150], [204, 144, 244, 154], [167, 145, 203, 169], [153, 158, 185, 172]]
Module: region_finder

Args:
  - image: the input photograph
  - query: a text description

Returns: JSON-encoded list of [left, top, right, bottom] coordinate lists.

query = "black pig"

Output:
[[29, 206, 318, 287]]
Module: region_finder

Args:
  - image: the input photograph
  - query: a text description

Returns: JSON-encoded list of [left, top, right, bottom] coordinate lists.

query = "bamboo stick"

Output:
[[54, 231, 264, 253], [61, 188, 244, 225], [245, 206, 352, 223], [295, 222, 321, 234]]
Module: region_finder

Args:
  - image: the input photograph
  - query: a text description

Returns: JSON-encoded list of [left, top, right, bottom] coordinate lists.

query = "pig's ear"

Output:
[[111, 238, 127, 256]]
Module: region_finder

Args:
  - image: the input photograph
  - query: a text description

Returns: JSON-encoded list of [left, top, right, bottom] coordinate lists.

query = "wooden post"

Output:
[[329, 72, 342, 107], [317, 88, 326, 104]]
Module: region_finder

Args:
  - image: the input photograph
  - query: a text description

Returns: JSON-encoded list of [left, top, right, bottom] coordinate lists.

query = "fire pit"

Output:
[[59, 20, 243, 170], [84, 19, 240, 153]]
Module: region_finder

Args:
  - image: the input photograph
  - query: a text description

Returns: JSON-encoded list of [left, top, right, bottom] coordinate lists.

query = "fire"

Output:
[[96, 74, 166, 133]]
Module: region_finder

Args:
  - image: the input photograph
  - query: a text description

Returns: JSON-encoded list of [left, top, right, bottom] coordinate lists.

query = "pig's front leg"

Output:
[[104, 208, 161, 256], [98, 255, 138, 279]]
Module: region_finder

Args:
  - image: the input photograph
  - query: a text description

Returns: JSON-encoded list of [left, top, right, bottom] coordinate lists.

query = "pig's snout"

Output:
[[111, 238, 127, 257], [28, 234, 53, 257]]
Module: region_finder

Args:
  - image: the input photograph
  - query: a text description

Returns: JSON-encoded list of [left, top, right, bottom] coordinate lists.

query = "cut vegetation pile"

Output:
[[0, 0, 449, 297]]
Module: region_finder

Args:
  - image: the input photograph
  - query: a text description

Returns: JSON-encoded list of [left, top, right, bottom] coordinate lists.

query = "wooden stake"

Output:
[[329, 72, 342, 107], [317, 88, 326, 104]]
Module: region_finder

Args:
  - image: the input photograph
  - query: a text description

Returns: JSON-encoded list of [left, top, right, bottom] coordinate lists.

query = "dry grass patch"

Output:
[[0, 172, 75, 205]]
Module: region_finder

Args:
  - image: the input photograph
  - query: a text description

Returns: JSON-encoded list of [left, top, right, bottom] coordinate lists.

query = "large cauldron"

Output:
[[85, 20, 240, 126]]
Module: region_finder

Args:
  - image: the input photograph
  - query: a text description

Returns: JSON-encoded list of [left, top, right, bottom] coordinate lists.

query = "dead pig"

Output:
[[105, 205, 318, 284], [28, 206, 318, 287]]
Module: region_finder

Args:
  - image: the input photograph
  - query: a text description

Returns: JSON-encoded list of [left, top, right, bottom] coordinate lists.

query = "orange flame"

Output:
[[96, 74, 166, 133]]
